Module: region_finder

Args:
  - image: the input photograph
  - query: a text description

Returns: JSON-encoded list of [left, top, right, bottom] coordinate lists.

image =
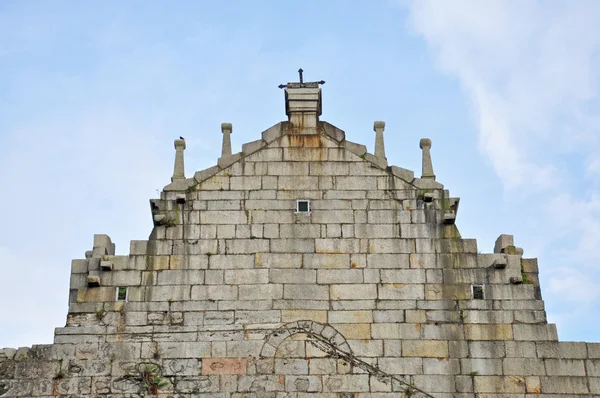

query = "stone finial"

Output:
[[494, 234, 514, 254], [373, 121, 386, 160], [221, 123, 232, 157], [171, 138, 186, 182], [419, 138, 435, 180]]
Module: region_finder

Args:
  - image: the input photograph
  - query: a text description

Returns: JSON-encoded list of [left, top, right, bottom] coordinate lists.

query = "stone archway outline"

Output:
[[259, 320, 352, 358], [259, 320, 436, 398]]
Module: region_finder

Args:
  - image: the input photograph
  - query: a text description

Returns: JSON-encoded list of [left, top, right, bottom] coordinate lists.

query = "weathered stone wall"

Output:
[[1, 120, 600, 397]]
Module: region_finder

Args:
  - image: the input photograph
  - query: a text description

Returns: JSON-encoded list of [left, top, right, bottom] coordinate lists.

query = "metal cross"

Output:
[[278, 69, 325, 89]]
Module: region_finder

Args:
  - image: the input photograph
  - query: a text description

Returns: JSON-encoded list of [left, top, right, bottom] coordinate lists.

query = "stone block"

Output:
[[155, 270, 203, 285], [589, 343, 600, 358], [234, 310, 280, 324], [468, 341, 506, 358], [421, 324, 464, 341], [207, 199, 242, 211], [200, 210, 248, 224], [473, 375, 526, 393], [494, 234, 514, 253], [330, 284, 377, 300], [424, 358, 461, 375], [378, 358, 423, 375], [237, 374, 284, 392], [198, 175, 230, 190], [255, 253, 301, 268], [371, 323, 421, 339], [390, 165, 415, 181], [545, 358, 586, 376], [304, 253, 350, 269], [209, 255, 255, 269], [425, 284, 472, 300], [505, 341, 537, 357], [521, 258, 538, 273], [367, 239, 412, 254], [536, 341, 588, 359], [402, 340, 448, 358], [142, 341, 211, 359], [217, 224, 236, 238], [226, 340, 264, 357], [241, 139, 265, 156], [271, 239, 315, 253], [309, 358, 337, 374], [225, 239, 270, 254], [282, 147, 329, 162], [373, 310, 404, 323], [224, 269, 269, 285], [502, 358, 546, 375], [316, 269, 363, 284], [238, 284, 283, 300], [281, 310, 327, 323], [328, 310, 373, 323], [249, 210, 294, 224], [321, 374, 369, 392], [191, 285, 237, 300], [76, 287, 116, 302], [274, 358, 308, 375], [367, 254, 410, 268], [217, 152, 242, 169], [464, 324, 513, 340], [204, 311, 234, 325], [309, 162, 350, 176], [354, 224, 398, 238], [285, 375, 322, 392], [129, 240, 148, 255], [346, 339, 383, 357], [587, 360, 600, 376], [378, 284, 424, 300], [271, 269, 316, 284], [540, 376, 589, 394], [462, 310, 512, 324], [277, 175, 318, 190], [261, 122, 284, 143], [279, 224, 321, 238], [341, 140, 367, 157], [512, 324, 558, 341], [267, 161, 309, 175], [412, 375, 457, 393], [331, 323, 371, 339], [380, 269, 426, 283], [284, 284, 329, 300]]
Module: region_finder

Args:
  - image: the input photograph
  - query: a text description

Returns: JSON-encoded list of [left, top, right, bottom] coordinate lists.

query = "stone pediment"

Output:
[[164, 120, 439, 194]]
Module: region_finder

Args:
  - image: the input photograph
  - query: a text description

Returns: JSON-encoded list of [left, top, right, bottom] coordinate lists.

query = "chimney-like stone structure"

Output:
[[285, 82, 322, 133], [373, 121, 386, 160], [419, 138, 435, 180], [171, 138, 186, 182], [221, 123, 232, 157]]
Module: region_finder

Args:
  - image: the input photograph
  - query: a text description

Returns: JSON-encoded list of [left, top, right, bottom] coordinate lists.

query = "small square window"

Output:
[[296, 200, 310, 213], [116, 287, 128, 301], [472, 284, 485, 300]]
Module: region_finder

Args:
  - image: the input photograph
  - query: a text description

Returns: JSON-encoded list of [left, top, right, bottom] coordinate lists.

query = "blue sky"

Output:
[[1, 1, 599, 347]]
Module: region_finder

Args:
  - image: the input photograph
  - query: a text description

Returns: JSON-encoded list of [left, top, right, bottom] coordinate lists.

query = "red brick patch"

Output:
[[202, 358, 247, 375]]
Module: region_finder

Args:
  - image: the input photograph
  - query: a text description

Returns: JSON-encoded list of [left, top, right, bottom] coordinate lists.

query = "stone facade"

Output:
[[1, 78, 600, 397]]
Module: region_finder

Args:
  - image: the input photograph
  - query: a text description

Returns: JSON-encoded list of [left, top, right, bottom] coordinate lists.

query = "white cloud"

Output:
[[407, 0, 600, 191], [406, 1, 600, 338]]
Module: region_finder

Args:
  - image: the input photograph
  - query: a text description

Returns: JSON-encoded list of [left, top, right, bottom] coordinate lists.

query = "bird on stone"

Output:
[[179, 136, 184, 140]]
